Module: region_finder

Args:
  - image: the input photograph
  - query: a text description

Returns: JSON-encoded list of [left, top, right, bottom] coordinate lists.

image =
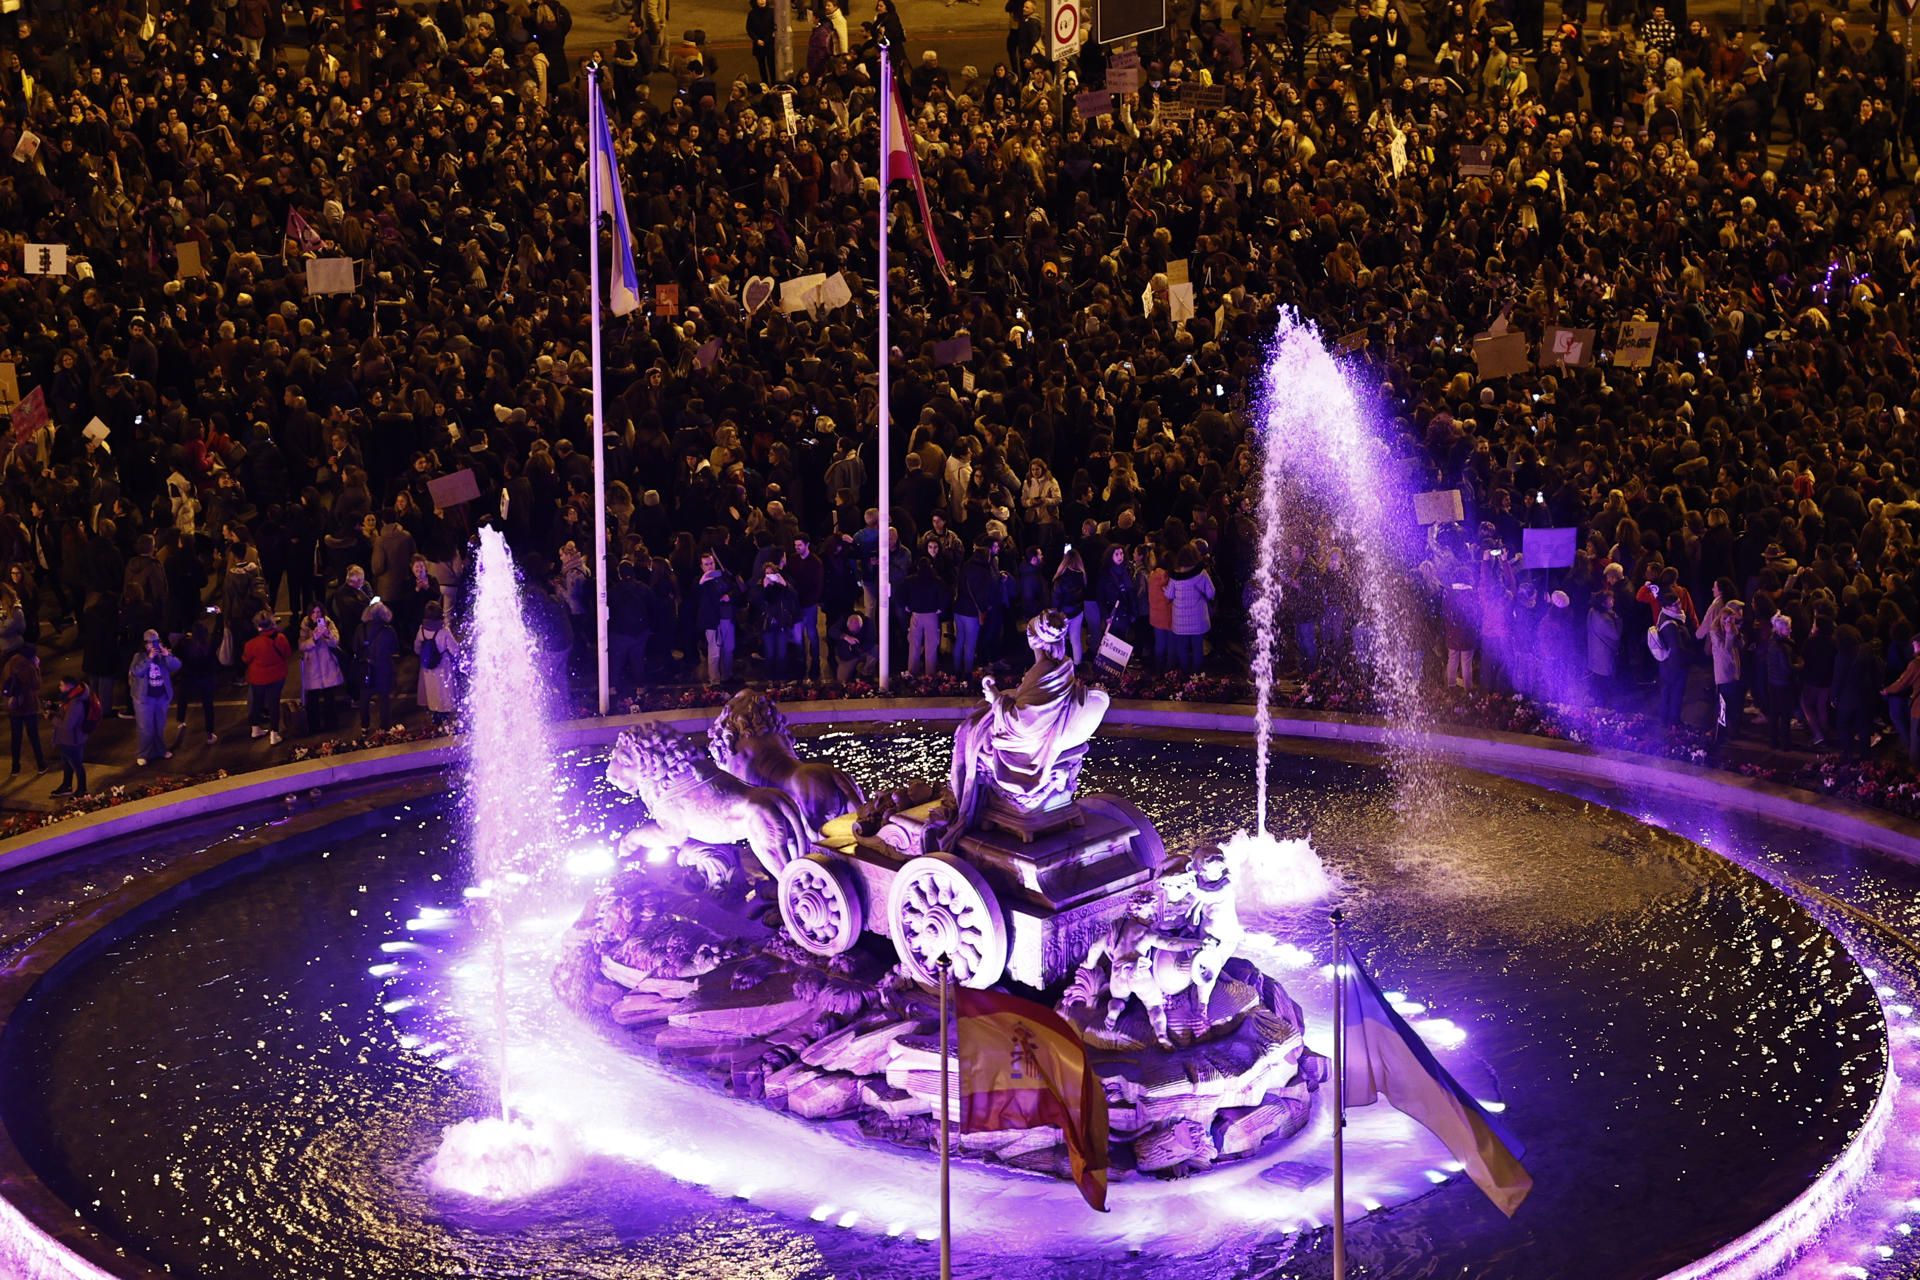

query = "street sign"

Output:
[[1048, 0, 1084, 60]]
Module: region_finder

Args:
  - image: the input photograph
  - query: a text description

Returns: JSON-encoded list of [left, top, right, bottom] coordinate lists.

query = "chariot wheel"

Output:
[[886, 854, 1008, 989], [776, 855, 865, 957]]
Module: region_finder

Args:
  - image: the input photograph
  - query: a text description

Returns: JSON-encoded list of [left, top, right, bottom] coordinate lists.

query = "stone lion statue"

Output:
[[708, 690, 866, 837], [606, 723, 811, 879]]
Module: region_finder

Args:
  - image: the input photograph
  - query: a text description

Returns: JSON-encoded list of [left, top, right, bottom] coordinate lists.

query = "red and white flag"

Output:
[[883, 80, 952, 283]]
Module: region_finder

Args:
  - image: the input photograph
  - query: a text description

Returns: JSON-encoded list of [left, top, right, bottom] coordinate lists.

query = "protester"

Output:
[[243, 613, 294, 747], [50, 678, 95, 800], [299, 607, 349, 736], [129, 630, 182, 766], [414, 603, 460, 729], [355, 602, 402, 731], [3, 643, 45, 776]]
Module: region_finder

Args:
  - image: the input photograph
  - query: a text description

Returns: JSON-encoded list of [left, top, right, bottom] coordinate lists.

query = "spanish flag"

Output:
[[955, 987, 1109, 1211], [1341, 943, 1533, 1216]]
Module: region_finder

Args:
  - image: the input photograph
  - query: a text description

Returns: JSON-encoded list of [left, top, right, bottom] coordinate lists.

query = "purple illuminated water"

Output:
[[1250, 311, 1423, 832]]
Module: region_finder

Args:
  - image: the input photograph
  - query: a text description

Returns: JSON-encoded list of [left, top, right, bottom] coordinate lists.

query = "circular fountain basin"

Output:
[[0, 723, 1900, 1280]]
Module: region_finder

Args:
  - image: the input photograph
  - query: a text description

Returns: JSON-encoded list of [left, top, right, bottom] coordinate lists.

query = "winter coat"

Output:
[[694, 570, 739, 630], [1165, 568, 1216, 636], [371, 527, 418, 601], [2, 651, 40, 717], [415, 623, 459, 714], [1762, 633, 1797, 689], [1146, 568, 1173, 630], [299, 620, 347, 691], [243, 630, 294, 687], [51, 685, 90, 749], [1586, 607, 1622, 676], [1052, 569, 1087, 620], [80, 596, 122, 679], [356, 620, 401, 694], [0, 603, 25, 660], [129, 649, 182, 702], [905, 561, 953, 615], [956, 554, 1001, 618], [1696, 599, 1743, 684]]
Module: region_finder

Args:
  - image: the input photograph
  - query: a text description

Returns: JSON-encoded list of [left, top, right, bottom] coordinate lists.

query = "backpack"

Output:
[[82, 690, 104, 732], [1647, 619, 1676, 662], [419, 631, 443, 671]]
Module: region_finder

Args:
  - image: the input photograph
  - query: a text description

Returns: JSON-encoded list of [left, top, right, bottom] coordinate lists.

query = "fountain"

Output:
[[428, 527, 574, 1199]]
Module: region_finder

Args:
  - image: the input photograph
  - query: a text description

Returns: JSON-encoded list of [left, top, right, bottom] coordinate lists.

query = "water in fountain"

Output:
[[428, 527, 574, 1199], [1246, 309, 1428, 855]]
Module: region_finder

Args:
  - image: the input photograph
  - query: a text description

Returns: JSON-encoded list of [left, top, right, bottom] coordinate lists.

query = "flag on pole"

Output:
[[956, 986, 1109, 1211], [588, 81, 642, 317], [285, 208, 325, 260], [1340, 943, 1533, 1216], [882, 78, 952, 283]]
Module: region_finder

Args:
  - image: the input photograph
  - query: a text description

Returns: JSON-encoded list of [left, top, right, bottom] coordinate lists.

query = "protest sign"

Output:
[[0, 363, 16, 411], [1167, 281, 1195, 322], [1185, 83, 1226, 110], [693, 337, 722, 370], [1413, 489, 1465, 526], [1521, 527, 1580, 569], [932, 335, 973, 366], [426, 468, 482, 509], [743, 275, 775, 315], [1095, 628, 1134, 675], [1612, 320, 1659, 368], [176, 240, 204, 279], [305, 257, 356, 294], [1076, 90, 1116, 118], [779, 273, 826, 314], [817, 272, 853, 311], [12, 130, 39, 163], [1472, 331, 1531, 380], [1336, 328, 1370, 355], [82, 416, 110, 447], [1540, 325, 1595, 368], [1459, 144, 1493, 176], [654, 283, 679, 316], [7, 386, 45, 445], [23, 244, 66, 275], [1107, 64, 1141, 92]]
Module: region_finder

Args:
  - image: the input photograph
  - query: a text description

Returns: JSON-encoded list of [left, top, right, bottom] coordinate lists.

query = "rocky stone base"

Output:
[[554, 864, 1324, 1183]]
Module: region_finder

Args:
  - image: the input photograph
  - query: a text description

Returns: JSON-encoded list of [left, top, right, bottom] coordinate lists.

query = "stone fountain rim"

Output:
[[0, 697, 1905, 1280]]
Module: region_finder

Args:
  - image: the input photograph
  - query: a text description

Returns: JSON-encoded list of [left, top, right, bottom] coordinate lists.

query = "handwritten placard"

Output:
[[426, 468, 482, 509], [1076, 89, 1116, 118], [23, 244, 66, 276], [1413, 489, 1465, 526], [1522, 527, 1580, 569], [305, 256, 356, 295], [1473, 331, 1531, 380], [1612, 320, 1659, 368]]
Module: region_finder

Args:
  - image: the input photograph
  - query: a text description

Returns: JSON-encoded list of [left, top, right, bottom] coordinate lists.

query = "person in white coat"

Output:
[[414, 602, 460, 727]]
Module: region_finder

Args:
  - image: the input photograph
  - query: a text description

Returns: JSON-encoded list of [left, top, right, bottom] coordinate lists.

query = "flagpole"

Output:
[[587, 63, 611, 718], [1331, 907, 1347, 1280], [937, 950, 952, 1280], [876, 40, 893, 693]]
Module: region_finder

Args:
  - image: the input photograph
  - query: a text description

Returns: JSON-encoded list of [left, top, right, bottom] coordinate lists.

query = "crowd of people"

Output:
[[2, 0, 1920, 801]]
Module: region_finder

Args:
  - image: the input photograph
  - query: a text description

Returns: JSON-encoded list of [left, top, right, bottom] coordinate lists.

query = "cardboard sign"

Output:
[[1612, 320, 1659, 368], [1166, 258, 1189, 285], [932, 335, 973, 366], [1095, 627, 1134, 675], [1336, 328, 1370, 355], [743, 275, 775, 316], [426, 467, 483, 509], [11, 129, 39, 163], [305, 256, 356, 295], [1107, 64, 1141, 93], [176, 240, 204, 279], [1413, 489, 1465, 526], [1521, 527, 1579, 569], [23, 243, 66, 276], [1472, 331, 1531, 380], [0, 362, 16, 411], [654, 283, 679, 316], [817, 271, 853, 312], [693, 337, 722, 370], [1076, 89, 1116, 118], [779, 273, 826, 314], [1185, 83, 1226, 110], [1541, 325, 1595, 368], [7, 385, 46, 444], [1153, 103, 1195, 126], [1459, 144, 1493, 177]]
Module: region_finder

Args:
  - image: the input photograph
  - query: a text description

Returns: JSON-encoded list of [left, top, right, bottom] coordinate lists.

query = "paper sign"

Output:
[[8, 385, 46, 444], [1521, 527, 1579, 569], [1076, 90, 1116, 118], [693, 337, 722, 370], [1473, 331, 1531, 380], [1541, 325, 1595, 368], [426, 468, 483, 509], [1154, 103, 1194, 126], [1389, 130, 1408, 177], [23, 244, 66, 276], [961, 367, 976, 393], [1109, 50, 1139, 69], [818, 272, 853, 311], [1166, 258, 1189, 285], [1107, 64, 1141, 93], [743, 275, 775, 316], [1095, 628, 1134, 675], [1612, 320, 1659, 368], [1167, 281, 1195, 323], [654, 283, 679, 316], [0, 363, 16, 410], [176, 240, 204, 279], [779, 273, 826, 314], [1413, 489, 1465, 526], [1459, 144, 1493, 177], [305, 256, 356, 295], [11, 129, 39, 163], [82, 416, 110, 445], [1185, 84, 1226, 110], [932, 335, 973, 366], [1336, 329, 1369, 355]]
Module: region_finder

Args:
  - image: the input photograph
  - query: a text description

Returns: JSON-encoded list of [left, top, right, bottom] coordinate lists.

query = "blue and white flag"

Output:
[[1341, 943, 1533, 1216], [588, 81, 641, 317]]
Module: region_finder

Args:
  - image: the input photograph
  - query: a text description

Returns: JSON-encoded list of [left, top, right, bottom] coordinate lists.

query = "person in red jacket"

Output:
[[242, 611, 293, 746]]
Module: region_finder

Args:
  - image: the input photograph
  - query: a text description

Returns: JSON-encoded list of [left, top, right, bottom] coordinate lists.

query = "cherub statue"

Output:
[[1062, 889, 1199, 1050], [1158, 844, 1243, 1007]]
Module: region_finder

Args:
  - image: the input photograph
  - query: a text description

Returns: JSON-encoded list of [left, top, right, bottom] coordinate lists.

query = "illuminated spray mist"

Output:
[[429, 527, 573, 1198]]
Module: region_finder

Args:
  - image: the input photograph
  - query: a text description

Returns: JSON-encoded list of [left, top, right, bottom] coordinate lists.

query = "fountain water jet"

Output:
[[430, 527, 572, 1198], [1250, 309, 1426, 831]]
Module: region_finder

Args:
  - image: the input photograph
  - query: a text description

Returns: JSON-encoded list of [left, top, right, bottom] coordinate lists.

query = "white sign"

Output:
[[1095, 628, 1133, 675], [23, 244, 66, 276], [305, 256, 356, 295], [779, 273, 827, 314], [1047, 0, 1084, 59]]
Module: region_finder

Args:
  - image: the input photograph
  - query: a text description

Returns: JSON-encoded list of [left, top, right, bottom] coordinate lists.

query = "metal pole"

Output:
[[938, 951, 952, 1280], [1331, 908, 1346, 1280], [876, 45, 893, 692], [588, 64, 611, 718]]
